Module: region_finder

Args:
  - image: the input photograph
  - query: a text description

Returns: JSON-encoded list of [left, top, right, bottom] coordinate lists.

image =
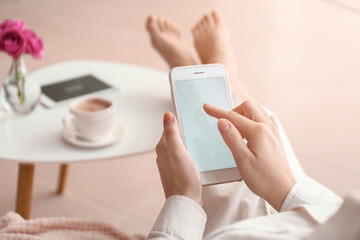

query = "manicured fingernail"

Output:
[[163, 112, 174, 124], [218, 119, 230, 131]]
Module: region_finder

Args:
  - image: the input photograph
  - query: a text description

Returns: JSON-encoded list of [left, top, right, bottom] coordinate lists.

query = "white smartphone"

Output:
[[170, 64, 241, 186]]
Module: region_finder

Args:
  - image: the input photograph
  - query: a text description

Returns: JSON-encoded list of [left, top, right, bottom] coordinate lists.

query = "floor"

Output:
[[0, 0, 359, 236]]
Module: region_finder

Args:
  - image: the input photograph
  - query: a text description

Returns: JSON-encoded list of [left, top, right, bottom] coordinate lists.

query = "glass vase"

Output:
[[1, 56, 41, 114]]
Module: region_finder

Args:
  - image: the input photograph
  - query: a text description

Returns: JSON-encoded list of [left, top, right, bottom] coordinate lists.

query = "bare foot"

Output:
[[146, 15, 198, 68], [192, 11, 254, 102]]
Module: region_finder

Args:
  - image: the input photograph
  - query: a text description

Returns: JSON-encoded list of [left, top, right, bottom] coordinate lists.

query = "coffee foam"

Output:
[[74, 98, 111, 112]]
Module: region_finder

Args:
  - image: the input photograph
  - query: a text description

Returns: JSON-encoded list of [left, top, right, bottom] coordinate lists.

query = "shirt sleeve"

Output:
[[148, 195, 207, 240], [280, 177, 343, 223]]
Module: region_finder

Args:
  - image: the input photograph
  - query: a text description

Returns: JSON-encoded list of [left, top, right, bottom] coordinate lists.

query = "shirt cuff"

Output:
[[150, 195, 207, 240], [280, 181, 305, 212], [280, 178, 343, 223]]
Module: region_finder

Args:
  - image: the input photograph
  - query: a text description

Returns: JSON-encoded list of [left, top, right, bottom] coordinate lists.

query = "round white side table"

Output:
[[0, 60, 173, 219]]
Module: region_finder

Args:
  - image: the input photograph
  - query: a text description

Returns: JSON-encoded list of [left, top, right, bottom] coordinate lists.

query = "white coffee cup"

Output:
[[62, 97, 115, 141]]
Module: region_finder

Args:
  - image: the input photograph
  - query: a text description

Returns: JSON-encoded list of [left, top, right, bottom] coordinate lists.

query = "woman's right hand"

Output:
[[204, 100, 297, 211]]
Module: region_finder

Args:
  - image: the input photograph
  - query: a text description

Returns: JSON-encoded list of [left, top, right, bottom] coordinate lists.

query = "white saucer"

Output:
[[62, 120, 125, 148]]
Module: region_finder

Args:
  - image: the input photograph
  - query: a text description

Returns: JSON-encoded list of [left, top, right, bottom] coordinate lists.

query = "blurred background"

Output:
[[0, 0, 359, 236]]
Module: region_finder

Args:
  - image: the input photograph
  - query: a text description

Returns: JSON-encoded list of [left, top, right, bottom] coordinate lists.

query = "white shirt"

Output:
[[148, 177, 345, 240], [148, 108, 358, 240]]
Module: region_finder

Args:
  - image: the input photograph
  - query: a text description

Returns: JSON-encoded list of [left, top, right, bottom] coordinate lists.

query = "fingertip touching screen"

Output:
[[175, 77, 236, 172]]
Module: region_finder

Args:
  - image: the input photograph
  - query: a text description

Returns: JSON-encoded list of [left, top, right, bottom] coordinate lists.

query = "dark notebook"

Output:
[[41, 75, 112, 102]]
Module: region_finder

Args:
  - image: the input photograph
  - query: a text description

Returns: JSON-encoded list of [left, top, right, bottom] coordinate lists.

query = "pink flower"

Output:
[[0, 19, 43, 59], [25, 29, 44, 59], [0, 19, 27, 59]]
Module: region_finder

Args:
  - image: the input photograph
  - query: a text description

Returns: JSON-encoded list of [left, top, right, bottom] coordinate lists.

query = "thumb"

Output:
[[163, 112, 183, 149], [217, 118, 252, 167]]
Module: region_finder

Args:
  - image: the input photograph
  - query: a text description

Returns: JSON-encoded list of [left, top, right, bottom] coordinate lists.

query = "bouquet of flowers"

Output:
[[0, 19, 43, 105], [0, 19, 43, 59]]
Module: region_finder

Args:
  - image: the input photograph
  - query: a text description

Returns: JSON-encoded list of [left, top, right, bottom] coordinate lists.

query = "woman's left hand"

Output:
[[155, 112, 203, 206]]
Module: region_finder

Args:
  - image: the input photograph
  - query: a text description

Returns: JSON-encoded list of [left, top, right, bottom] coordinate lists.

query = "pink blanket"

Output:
[[0, 212, 146, 240]]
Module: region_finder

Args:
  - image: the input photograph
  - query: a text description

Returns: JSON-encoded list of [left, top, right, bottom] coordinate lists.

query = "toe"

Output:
[[146, 15, 154, 31], [211, 10, 224, 26], [204, 14, 211, 24], [192, 17, 208, 37], [147, 15, 159, 32], [168, 19, 182, 37], [208, 12, 216, 25], [192, 25, 199, 37], [211, 11, 219, 24], [199, 18, 208, 30], [200, 13, 213, 27], [196, 20, 204, 33], [192, 19, 200, 32], [164, 18, 171, 31], [158, 17, 167, 32], [200, 14, 209, 26]]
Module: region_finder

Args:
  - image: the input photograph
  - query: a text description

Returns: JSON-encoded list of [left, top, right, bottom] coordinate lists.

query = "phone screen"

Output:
[[175, 77, 236, 172]]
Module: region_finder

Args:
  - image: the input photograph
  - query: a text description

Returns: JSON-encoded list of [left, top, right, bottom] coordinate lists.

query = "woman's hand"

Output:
[[204, 100, 296, 211], [155, 112, 202, 206]]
